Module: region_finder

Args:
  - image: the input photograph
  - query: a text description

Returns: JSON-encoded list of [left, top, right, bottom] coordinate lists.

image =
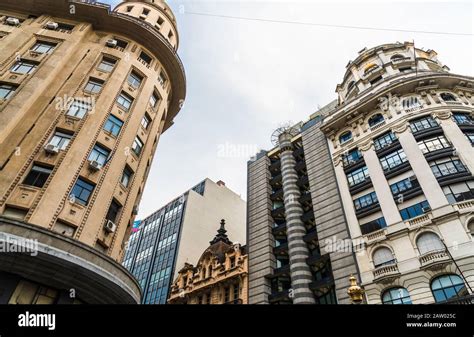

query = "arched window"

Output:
[[416, 232, 444, 255], [440, 92, 457, 102], [390, 54, 405, 61], [339, 131, 352, 144], [468, 220, 474, 237], [382, 287, 412, 304], [208, 264, 213, 278], [368, 113, 385, 128], [373, 247, 395, 268], [364, 63, 378, 74], [431, 274, 468, 302]]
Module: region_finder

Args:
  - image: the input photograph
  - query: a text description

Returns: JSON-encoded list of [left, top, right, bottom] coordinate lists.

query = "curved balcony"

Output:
[[419, 249, 450, 270], [373, 263, 400, 283]]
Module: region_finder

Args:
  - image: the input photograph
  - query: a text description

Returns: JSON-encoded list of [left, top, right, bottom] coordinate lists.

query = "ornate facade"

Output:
[[322, 41, 474, 304], [0, 0, 185, 303], [168, 220, 248, 304]]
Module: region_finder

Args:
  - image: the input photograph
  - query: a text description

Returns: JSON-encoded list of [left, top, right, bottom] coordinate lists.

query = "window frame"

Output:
[[104, 114, 123, 137], [23, 164, 53, 188], [84, 78, 104, 94], [10, 60, 38, 74], [70, 178, 95, 206]]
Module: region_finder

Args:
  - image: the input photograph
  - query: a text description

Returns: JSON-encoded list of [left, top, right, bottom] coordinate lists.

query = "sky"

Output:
[[102, 0, 474, 220]]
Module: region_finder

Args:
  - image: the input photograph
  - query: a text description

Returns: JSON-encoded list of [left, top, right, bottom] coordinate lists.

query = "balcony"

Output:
[[411, 125, 443, 141], [299, 191, 312, 205], [271, 206, 285, 220], [297, 175, 309, 187], [269, 264, 290, 278], [373, 263, 400, 283], [407, 213, 431, 228], [272, 222, 287, 236], [419, 249, 450, 270], [270, 173, 282, 186], [269, 160, 281, 173], [270, 188, 283, 201], [301, 209, 314, 223], [273, 242, 288, 256], [303, 228, 318, 243]]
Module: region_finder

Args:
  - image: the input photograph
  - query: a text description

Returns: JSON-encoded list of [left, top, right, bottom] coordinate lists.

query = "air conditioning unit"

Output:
[[46, 21, 58, 30], [422, 206, 431, 213], [88, 160, 102, 171], [106, 39, 117, 48], [6, 17, 20, 26], [44, 144, 59, 154], [104, 220, 116, 233]]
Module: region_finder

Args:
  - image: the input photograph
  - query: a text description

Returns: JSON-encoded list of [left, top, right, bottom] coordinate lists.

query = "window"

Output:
[[66, 99, 91, 119], [88, 144, 110, 166], [373, 247, 395, 268], [380, 149, 408, 171], [126, 5, 133, 12], [416, 232, 444, 255], [368, 113, 385, 128], [230, 256, 236, 268], [141, 114, 151, 130], [117, 91, 133, 111], [353, 191, 378, 210], [142, 8, 150, 16], [115, 38, 128, 49], [400, 200, 430, 220], [431, 274, 467, 303], [149, 90, 160, 108], [106, 199, 122, 223], [442, 181, 474, 204], [139, 51, 152, 65], [132, 137, 144, 156], [48, 130, 72, 150], [430, 158, 467, 178], [233, 283, 239, 301], [401, 97, 421, 109], [390, 54, 405, 61], [364, 63, 378, 74], [339, 131, 352, 144], [370, 75, 383, 85], [56, 23, 74, 32], [10, 60, 38, 74], [3, 206, 27, 220], [23, 164, 52, 187], [390, 177, 417, 195], [0, 83, 17, 99], [84, 78, 104, 94], [465, 132, 474, 145], [168, 30, 173, 40], [128, 71, 143, 88], [157, 17, 164, 26], [418, 135, 451, 154], [104, 115, 123, 136], [342, 148, 362, 167], [347, 81, 355, 92], [374, 131, 397, 151], [71, 178, 95, 206], [452, 112, 474, 126], [360, 217, 387, 235], [346, 166, 370, 187], [224, 287, 230, 303], [31, 41, 57, 54], [382, 287, 412, 305], [398, 67, 412, 73], [121, 166, 133, 188], [98, 57, 116, 72], [410, 115, 438, 133], [469, 221, 474, 237], [440, 92, 457, 102], [158, 71, 167, 87]]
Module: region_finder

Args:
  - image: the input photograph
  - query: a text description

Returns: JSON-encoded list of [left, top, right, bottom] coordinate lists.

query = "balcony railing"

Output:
[[373, 263, 400, 283], [437, 294, 474, 305], [419, 249, 450, 269]]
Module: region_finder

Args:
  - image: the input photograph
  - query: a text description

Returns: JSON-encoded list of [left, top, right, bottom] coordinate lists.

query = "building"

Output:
[[247, 107, 360, 304], [247, 41, 474, 305], [323, 42, 474, 304], [0, 0, 185, 304], [122, 178, 246, 304], [168, 219, 248, 304]]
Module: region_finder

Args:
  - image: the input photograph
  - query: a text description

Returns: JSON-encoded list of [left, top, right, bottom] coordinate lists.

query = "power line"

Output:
[[185, 11, 473, 37]]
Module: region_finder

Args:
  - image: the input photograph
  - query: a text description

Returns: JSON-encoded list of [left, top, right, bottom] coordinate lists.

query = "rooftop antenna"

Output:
[[271, 121, 300, 147]]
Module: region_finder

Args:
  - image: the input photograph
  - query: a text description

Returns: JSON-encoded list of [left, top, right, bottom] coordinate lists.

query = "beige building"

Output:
[[0, 0, 185, 303], [122, 178, 246, 304], [322, 42, 474, 304], [168, 219, 248, 304]]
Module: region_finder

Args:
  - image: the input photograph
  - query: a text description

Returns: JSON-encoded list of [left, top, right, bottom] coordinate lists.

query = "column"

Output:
[[363, 148, 403, 225], [278, 132, 315, 304], [437, 113, 474, 173], [397, 129, 449, 209]]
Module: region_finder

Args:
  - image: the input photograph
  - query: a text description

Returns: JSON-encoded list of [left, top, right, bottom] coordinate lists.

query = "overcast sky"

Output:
[[102, 0, 474, 220]]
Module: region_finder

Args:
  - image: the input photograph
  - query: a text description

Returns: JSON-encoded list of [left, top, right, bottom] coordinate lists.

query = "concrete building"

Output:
[[323, 42, 474, 304], [248, 41, 474, 305], [0, 0, 185, 304], [168, 219, 248, 304], [122, 178, 246, 304]]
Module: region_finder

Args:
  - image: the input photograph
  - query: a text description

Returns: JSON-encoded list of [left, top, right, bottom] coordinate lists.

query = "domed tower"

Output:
[[322, 42, 474, 304], [114, 0, 179, 50], [0, 0, 185, 303]]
